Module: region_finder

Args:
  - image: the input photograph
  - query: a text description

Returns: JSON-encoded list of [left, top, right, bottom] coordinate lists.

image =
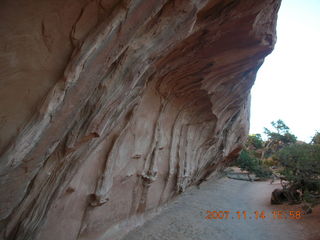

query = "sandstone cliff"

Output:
[[0, 0, 280, 239]]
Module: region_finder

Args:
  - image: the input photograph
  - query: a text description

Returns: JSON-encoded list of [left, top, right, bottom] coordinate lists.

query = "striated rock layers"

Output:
[[0, 0, 280, 239]]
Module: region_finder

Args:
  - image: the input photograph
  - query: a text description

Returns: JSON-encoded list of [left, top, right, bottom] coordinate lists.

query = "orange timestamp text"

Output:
[[205, 210, 303, 220]]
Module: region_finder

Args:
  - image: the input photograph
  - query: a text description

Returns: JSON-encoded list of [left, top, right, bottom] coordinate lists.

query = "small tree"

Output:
[[264, 119, 297, 145], [235, 150, 272, 179], [275, 144, 320, 209], [246, 134, 264, 149], [311, 131, 320, 145], [262, 119, 297, 159]]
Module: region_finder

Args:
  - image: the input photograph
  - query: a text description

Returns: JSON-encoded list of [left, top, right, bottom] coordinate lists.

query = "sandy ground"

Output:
[[122, 177, 320, 240]]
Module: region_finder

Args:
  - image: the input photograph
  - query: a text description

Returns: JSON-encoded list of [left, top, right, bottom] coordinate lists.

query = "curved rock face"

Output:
[[0, 0, 280, 239]]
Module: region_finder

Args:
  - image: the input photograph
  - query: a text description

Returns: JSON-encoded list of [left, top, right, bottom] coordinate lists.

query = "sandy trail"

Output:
[[122, 177, 320, 240]]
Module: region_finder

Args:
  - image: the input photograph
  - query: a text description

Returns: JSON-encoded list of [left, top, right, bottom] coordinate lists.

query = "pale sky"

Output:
[[250, 0, 320, 142]]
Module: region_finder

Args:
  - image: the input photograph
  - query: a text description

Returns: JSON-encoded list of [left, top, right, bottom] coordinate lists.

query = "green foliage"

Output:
[[240, 119, 320, 209], [236, 119, 320, 209], [275, 144, 320, 205], [236, 150, 272, 179], [236, 150, 255, 171], [246, 134, 264, 149], [271, 119, 289, 134], [275, 144, 320, 179], [264, 119, 297, 145], [262, 119, 297, 159], [261, 158, 277, 167], [311, 131, 320, 145]]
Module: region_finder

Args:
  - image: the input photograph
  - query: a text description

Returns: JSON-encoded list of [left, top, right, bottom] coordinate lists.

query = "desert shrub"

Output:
[[246, 134, 264, 149], [262, 158, 277, 167], [275, 144, 320, 206], [311, 131, 320, 145], [235, 150, 272, 179]]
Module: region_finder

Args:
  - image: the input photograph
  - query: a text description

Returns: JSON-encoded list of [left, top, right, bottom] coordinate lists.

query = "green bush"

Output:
[[235, 150, 272, 179], [311, 131, 320, 145], [246, 134, 264, 149], [275, 144, 320, 205]]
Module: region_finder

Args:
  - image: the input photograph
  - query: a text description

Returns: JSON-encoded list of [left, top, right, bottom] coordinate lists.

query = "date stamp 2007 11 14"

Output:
[[205, 210, 303, 220]]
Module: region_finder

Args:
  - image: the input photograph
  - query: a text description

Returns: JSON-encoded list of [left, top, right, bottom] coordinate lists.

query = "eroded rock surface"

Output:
[[0, 0, 280, 239]]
